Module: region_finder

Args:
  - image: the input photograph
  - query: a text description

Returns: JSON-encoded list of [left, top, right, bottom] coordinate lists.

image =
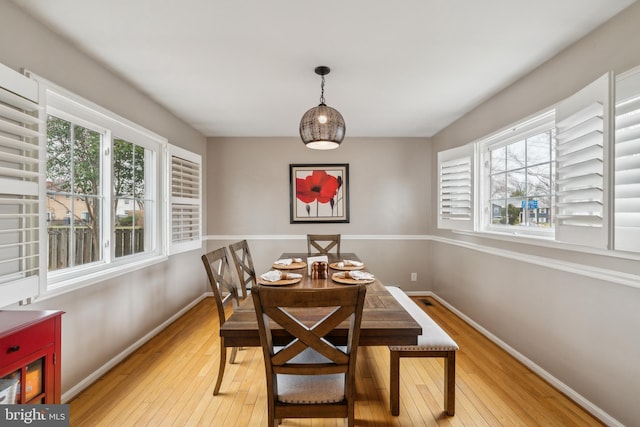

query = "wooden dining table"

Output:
[[220, 253, 422, 348]]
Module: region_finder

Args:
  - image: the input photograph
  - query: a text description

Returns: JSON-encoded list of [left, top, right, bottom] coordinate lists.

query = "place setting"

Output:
[[329, 259, 364, 271], [272, 257, 307, 270], [258, 269, 303, 286], [331, 270, 375, 285]]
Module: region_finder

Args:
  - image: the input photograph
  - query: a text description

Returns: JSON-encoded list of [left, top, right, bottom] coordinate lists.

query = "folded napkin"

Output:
[[273, 258, 303, 266], [337, 271, 375, 281], [260, 270, 302, 282], [337, 259, 363, 268]]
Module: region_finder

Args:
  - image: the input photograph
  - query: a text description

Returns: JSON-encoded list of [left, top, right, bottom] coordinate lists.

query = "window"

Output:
[[1, 64, 201, 302], [40, 76, 167, 289], [46, 115, 104, 271], [113, 138, 153, 258], [478, 111, 556, 237], [438, 71, 640, 254]]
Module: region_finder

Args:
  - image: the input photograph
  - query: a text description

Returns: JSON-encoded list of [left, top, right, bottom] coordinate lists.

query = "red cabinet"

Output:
[[0, 310, 63, 404]]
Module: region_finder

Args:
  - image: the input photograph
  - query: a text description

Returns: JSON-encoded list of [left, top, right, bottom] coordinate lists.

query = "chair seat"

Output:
[[277, 373, 345, 404], [277, 348, 346, 404]]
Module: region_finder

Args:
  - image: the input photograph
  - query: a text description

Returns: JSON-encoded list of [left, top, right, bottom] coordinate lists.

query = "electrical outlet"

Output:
[[410, 272, 417, 281]]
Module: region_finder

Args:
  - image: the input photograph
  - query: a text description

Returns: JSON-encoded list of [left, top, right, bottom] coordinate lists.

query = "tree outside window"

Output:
[[46, 117, 150, 271], [46, 116, 102, 271], [113, 138, 148, 257]]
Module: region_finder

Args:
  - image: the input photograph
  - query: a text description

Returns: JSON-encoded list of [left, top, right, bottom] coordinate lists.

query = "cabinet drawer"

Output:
[[0, 319, 55, 366]]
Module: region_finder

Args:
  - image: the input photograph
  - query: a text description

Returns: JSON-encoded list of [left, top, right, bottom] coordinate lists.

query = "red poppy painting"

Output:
[[290, 164, 349, 223]]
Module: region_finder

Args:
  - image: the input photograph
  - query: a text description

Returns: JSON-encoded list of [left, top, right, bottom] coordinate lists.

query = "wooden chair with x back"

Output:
[[252, 283, 367, 427], [307, 234, 341, 256], [228, 239, 256, 298], [201, 247, 242, 395]]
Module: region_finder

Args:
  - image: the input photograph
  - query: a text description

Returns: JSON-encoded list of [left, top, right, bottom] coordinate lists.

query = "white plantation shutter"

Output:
[[614, 68, 640, 253], [0, 63, 44, 307], [168, 144, 201, 254], [438, 144, 474, 231], [555, 73, 613, 249]]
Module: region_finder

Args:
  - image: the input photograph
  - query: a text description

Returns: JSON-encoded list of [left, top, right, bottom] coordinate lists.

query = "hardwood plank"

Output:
[[68, 295, 604, 426]]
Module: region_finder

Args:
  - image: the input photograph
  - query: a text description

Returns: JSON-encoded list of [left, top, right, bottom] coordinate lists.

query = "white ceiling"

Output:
[[11, 0, 636, 138]]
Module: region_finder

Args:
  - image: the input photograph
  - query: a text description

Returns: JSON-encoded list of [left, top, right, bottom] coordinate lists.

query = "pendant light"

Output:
[[299, 66, 346, 150]]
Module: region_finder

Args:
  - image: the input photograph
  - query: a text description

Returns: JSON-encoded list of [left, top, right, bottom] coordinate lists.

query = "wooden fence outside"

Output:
[[48, 226, 144, 271]]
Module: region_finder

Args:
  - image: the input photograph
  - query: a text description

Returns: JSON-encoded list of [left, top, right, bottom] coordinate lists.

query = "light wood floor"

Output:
[[69, 295, 603, 426]]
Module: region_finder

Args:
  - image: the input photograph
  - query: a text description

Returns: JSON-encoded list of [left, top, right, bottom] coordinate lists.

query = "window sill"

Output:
[[452, 229, 640, 261], [38, 254, 168, 303], [483, 226, 554, 240]]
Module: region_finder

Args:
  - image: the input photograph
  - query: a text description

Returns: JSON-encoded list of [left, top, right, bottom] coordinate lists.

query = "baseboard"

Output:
[[413, 291, 623, 427], [61, 293, 211, 403]]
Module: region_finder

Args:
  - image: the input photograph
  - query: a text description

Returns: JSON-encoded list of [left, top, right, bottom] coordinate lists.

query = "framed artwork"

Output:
[[290, 164, 349, 223]]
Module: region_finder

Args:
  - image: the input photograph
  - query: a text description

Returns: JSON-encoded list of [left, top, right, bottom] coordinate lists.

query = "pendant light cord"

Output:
[[319, 75, 325, 105]]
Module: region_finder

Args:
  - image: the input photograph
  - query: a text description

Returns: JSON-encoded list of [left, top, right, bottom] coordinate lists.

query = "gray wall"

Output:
[[207, 137, 430, 235], [205, 136, 432, 289], [430, 3, 640, 426], [0, 1, 208, 398]]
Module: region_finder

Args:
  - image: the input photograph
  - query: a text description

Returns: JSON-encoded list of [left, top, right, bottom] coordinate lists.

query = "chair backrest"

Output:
[[228, 239, 256, 298], [252, 284, 366, 419], [201, 247, 240, 327], [307, 234, 341, 255]]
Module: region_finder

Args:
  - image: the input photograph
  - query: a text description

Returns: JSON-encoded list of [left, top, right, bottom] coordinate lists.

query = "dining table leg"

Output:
[[390, 349, 400, 415]]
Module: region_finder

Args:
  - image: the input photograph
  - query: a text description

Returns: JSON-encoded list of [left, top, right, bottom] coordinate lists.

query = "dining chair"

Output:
[[228, 239, 256, 298], [307, 234, 341, 256], [252, 284, 367, 427], [201, 247, 242, 395]]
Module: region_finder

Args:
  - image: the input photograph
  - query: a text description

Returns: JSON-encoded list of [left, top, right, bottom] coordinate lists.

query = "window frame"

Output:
[[45, 107, 109, 273], [477, 110, 556, 239], [33, 74, 168, 295]]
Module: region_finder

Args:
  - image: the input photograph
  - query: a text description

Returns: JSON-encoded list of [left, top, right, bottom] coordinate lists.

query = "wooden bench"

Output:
[[386, 286, 459, 416]]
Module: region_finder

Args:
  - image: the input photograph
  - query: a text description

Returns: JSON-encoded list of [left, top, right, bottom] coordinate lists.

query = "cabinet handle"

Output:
[[8, 345, 20, 353]]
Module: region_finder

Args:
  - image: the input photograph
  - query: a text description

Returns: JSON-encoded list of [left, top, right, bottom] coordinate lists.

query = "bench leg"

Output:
[[390, 350, 400, 416], [444, 351, 455, 416]]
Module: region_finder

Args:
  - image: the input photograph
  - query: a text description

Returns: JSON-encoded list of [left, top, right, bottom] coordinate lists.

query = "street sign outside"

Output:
[[520, 199, 538, 209]]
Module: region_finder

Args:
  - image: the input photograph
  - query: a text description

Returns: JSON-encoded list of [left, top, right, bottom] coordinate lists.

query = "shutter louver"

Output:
[[614, 69, 640, 253], [555, 73, 612, 248], [438, 144, 474, 231], [556, 102, 604, 225], [168, 145, 201, 254], [0, 64, 43, 307]]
